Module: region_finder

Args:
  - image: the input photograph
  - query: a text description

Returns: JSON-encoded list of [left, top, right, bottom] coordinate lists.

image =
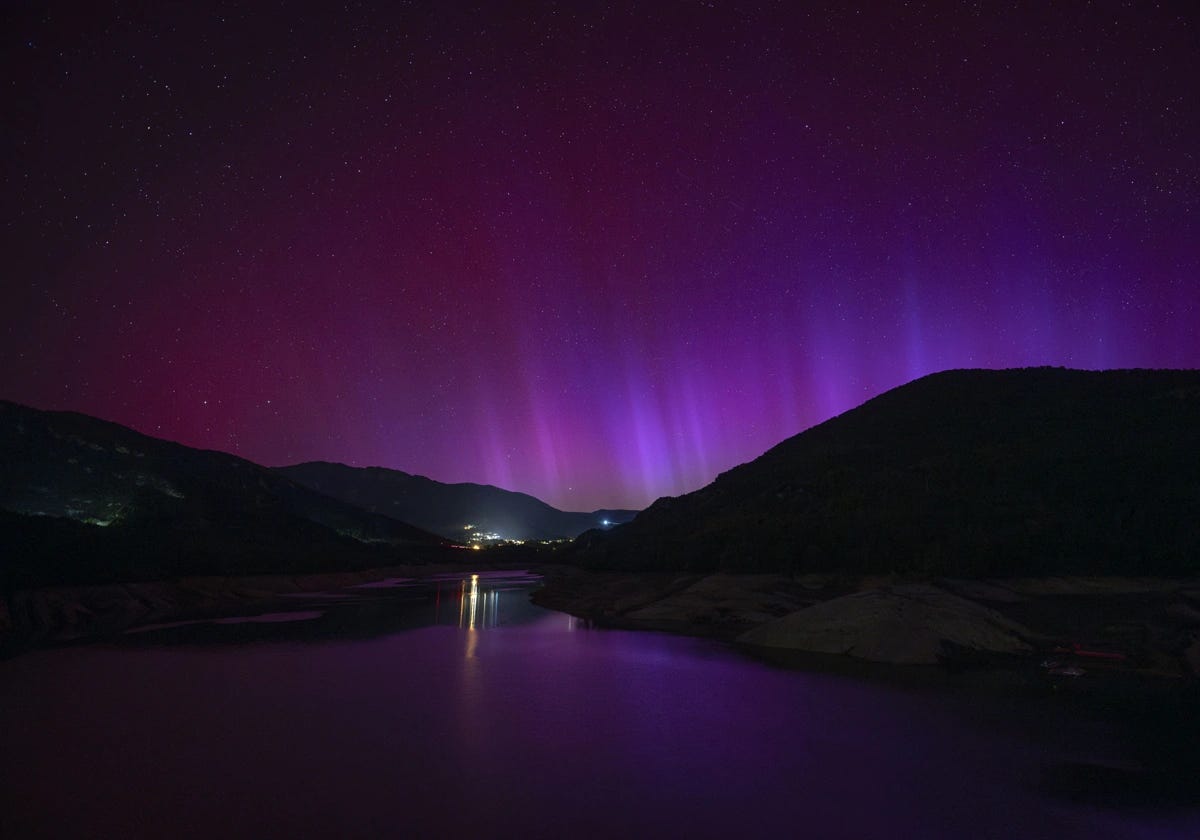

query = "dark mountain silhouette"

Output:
[[0, 400, 451, 590], [572, 368, 1200, 577], [275, 461, 637, 541]]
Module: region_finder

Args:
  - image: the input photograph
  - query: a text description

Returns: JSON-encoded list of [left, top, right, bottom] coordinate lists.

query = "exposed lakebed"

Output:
[[2, 571, 1197, 839]]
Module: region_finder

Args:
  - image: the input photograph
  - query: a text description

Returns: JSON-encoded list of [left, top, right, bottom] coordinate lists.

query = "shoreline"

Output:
[[0, 560, 535, 658], [8, 563, 1200, 678], [534, 567, 1200, 663], [6, 562, 1200, 804], [531, 566, 1200, 805]]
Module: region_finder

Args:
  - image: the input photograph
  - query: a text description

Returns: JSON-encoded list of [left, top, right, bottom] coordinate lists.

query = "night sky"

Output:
[[3, 2, 1197, 511]]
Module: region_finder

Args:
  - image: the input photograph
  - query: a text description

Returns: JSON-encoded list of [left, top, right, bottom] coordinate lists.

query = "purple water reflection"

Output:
[[1, 577, 1197, 839]]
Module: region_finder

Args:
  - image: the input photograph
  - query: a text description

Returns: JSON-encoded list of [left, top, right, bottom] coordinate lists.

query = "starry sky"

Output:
[[2, 2, 1197, 511]]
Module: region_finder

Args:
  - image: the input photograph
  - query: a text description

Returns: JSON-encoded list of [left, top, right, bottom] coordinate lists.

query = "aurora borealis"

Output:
[[3, 2, 1197, 510]]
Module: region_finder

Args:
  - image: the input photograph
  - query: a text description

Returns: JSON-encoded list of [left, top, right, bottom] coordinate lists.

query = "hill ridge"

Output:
[[0, 400, 449, 590], [576, 367, 1200, 576], [276, 461, 637, 541]]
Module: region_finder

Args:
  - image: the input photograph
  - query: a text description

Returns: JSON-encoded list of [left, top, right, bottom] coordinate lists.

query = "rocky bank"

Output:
[[533, 568, 1200, 677]]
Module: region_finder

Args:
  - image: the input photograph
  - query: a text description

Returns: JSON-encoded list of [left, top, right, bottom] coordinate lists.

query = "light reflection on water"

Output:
[[119, 570, 545, 643], [457, 574, 515, 631], [2, 571, 1199, 840]]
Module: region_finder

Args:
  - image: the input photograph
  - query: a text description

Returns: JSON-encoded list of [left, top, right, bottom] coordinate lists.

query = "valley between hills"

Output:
[[4, 367, 1199, 685]]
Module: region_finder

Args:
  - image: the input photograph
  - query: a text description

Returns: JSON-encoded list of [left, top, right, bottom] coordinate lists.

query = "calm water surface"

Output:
[[2, 571, 1197, 839]]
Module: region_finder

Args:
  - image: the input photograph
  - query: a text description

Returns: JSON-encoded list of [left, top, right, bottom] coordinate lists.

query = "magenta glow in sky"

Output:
[[3, 2, 1197, 510]]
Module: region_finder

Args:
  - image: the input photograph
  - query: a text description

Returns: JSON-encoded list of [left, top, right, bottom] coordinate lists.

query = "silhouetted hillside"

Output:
[[573, 368, 1200, 576], [276, 461, 637, 541], [0, 401, 451, 590]]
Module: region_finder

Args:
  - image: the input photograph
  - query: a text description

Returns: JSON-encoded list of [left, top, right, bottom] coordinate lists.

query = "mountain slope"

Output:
[[0, 400, 450, 589], [573, 368, 1200, 576], [275, 461, 637, 541]]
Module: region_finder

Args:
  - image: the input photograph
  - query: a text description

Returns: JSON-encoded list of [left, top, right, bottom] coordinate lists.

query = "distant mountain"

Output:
[[573, 368, 1200, 577], [0, 401, 450, 590], [275, 462, 638, 541]]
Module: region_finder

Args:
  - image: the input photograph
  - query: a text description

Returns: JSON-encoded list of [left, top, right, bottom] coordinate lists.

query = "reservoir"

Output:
[[1, 571, 1196, 839]]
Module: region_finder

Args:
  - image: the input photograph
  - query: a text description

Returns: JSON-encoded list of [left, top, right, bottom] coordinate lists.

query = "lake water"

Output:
[[2, 570, 1197, 839]]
